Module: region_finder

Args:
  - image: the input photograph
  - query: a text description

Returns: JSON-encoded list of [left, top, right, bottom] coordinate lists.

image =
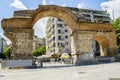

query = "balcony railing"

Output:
[[58, 38, 64, 41], [58, 32, 64, 35]]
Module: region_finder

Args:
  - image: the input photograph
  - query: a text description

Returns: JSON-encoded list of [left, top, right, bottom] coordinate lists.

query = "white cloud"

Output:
[[10, 0, 28, 10], [33, 17, 49, 38], [42, 0, 47, 5], [101, 0, 120, 20], [77, 2, 85, 8], [61, 4, 67, 7]]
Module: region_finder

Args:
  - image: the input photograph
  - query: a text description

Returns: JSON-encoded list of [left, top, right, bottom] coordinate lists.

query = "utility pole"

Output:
[[112, 10, 115, 21]]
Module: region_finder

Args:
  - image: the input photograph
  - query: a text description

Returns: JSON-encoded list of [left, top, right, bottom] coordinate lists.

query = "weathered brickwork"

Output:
[[1, 5, 117, 65], [12, 32, 33, 59], [4, 29, 34, 59], [71, 29, 117, 65], [13, 10, 35, 18]]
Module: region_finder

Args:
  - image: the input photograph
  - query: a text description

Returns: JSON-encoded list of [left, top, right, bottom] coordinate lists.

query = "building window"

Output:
[[86, 14, 90, 17], [58, 19, 62, 21], [39, 44, 41, 46], [57, 24, 62, 27], [58, 43, 62, 47], [53, 44, 55, 47], [52, 25, 54, 28], [65, 29, 68, 32], [58, 30, 61, 33], [58, 36, 61, 40], [65, 36, 68, 39], [65, 42, 69, 45], [53, 37, 55, 40], [64, 24, 67, 26], [66, 48, 69, 52]]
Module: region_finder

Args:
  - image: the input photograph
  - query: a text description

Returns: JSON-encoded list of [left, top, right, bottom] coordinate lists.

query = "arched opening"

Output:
[[31, 5, 79, 66], [93, 40, 100, 57], [33, 16, 72, 66], [93, 35, 109, 57]]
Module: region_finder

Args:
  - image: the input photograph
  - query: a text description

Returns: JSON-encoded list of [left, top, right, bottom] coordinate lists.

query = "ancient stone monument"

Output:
[[1, 5, 118, 65]]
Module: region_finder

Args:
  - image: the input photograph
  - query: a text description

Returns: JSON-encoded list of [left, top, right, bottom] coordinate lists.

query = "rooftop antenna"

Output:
[[112, 10, 115, 21]]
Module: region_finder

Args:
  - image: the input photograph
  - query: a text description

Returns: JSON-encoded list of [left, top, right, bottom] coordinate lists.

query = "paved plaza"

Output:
[[0, 62, 120, 80]]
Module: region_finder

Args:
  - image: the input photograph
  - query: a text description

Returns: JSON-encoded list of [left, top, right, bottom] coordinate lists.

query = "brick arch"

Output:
[[31, 5, 79, 31], [94, 35, 109, 48], [93, 35, 109, 56], [1, 5, 118, 64]]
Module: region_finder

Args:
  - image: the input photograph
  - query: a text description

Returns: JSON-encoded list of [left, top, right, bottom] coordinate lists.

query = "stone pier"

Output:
[[4, 29, 34, 59]]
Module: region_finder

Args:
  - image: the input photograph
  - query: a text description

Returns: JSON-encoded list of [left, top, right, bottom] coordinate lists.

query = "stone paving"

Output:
[[0, 62, 120, 80]]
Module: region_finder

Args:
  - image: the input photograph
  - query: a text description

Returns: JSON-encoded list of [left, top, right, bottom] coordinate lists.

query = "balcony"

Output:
[[94, 13, 109, 17], [50, 41, 55, 46], [84, 15, 91, 19], [57, 27, 63, 30], [48, 35, 55, 41], [57, 38, 65, 42], [58, 32, 64, 35], [103, 18, 110, 21], [46, 23, 54, 32]]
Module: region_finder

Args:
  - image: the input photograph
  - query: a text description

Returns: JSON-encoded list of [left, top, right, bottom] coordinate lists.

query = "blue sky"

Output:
[[0, 0, 109, 20], [0, 0, 120, 44]]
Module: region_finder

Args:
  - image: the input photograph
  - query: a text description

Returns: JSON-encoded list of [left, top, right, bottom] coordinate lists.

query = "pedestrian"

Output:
[[40, 59, 43, 68]]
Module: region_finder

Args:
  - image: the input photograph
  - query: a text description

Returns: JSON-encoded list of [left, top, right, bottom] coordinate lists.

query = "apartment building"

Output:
[[33, 36, 45, 50], [68, 7, 111, 23], [46, 7, 111, 55], [46, 17, 71, 55], [0, 37, 7, 53]]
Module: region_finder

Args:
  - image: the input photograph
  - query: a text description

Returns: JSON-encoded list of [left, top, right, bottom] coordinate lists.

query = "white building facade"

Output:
[[0, 37, 7, 53], [46, 17, 71, 55]]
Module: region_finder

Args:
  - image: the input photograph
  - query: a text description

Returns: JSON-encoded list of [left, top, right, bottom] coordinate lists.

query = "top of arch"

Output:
[[1, 5, 114, 32]]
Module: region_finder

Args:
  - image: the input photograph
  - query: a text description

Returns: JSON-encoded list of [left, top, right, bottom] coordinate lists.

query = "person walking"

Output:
[[40, 59, 43, 68]]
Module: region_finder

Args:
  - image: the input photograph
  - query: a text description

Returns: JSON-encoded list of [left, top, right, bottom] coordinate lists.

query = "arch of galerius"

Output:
[[1, 5, 118, 65]]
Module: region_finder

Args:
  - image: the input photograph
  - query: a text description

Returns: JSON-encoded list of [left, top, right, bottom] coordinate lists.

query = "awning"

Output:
[[51, 53, 61, 58], [36, 55, 51, 59], [60, 53, 70, 59]]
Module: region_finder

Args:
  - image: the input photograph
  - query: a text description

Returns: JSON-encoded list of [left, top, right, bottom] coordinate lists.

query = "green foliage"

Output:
[[33, 46, 46, 57], [3, 47, 12, 59], [33, 50, 40, 57], [112, 18, 120, 48]]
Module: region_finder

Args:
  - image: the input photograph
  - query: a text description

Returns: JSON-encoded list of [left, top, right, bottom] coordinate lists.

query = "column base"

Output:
[[12, 53, 33, 60], [72, 53, 97, 66]]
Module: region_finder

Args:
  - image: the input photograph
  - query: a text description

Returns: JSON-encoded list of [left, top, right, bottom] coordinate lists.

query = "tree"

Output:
[[3, 47, 12, 59], [33, 50, 40, 57], [33, 46, 46, 57], [112, 18, 120, 48]]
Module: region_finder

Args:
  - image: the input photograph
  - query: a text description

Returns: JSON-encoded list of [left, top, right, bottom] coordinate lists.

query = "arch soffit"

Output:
[[31, 5, 79, 31], [94, 35, 109, 48]]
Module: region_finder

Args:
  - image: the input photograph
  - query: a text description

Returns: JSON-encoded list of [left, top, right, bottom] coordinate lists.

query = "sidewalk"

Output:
[[0, 62, 120, 80]]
